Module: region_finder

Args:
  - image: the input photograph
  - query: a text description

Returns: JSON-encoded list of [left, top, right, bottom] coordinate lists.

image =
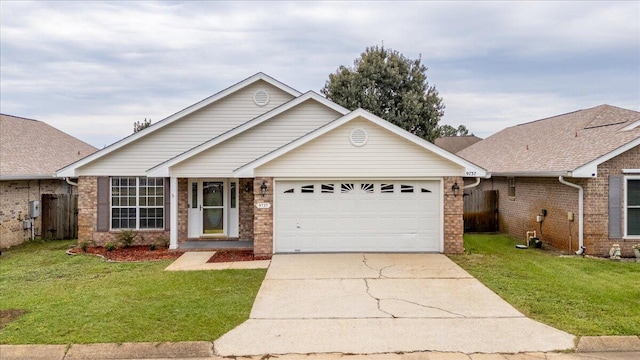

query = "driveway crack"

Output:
[[362, 254, 393, 278], [363, 278, 395, 318], [379, 297, 467, 318]]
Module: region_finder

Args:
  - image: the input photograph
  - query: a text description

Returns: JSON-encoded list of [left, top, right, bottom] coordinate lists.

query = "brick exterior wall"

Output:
[[239, 178, 255, 241], [475, 146, 640, 257], [1, 179, 76, 248], [77, 176, 170, 246], [177, 178, 188, 245], [443, 176, 464, 254], [253, 177, 273, 257]]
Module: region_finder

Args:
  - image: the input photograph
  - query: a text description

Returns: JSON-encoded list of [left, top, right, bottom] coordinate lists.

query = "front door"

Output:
[[188, 179, 239, 238]]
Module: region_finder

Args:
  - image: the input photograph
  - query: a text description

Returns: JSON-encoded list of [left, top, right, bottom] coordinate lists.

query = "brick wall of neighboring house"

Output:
[[443, 176, 464, 254], [77, 176, 170, 247], [1, 179, 76, 248], [475, 146, 640, 257], [253, 177, 273, 257], [239, 178, 254, 241], [587, 146, 640, 257]]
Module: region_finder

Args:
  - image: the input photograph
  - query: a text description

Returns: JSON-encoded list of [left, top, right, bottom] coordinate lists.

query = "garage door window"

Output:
[[301, 185, 314, 193], [341, 183, 355, 193], [381, 184, 394, 193], [401, 184, 414, 193], [361, 183, 374, 193], [321, 184, 335, 193]]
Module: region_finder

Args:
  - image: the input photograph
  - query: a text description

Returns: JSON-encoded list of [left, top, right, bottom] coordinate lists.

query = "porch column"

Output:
[[170, 176, 178, 249]]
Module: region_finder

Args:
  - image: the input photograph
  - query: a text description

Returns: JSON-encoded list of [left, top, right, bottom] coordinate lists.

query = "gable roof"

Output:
[[57, 72, 301, 177], [435, 135, 483, 154], [234, 108, 487, 178], [1, 114, 97, 180], [457, 104, 640, 178], [146, 91, 349, 177]]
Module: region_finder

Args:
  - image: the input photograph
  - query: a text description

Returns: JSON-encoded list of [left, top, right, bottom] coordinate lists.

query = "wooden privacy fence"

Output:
[[463, 189, 499, 232], [41, 194, 78, 239]]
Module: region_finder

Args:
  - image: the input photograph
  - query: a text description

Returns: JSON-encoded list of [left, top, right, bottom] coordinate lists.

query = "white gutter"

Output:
[[464, 178, 481, 190], [559, 176, 584, 254]]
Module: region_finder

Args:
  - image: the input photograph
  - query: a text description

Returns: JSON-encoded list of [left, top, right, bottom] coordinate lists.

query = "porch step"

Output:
[[175, 240, 253, 252]]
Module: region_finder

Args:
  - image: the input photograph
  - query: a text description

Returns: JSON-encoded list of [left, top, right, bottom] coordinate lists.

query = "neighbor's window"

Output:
[[111, 177, 164, 230], [626, 178, 640, 236], [508, 177, 516, 197]]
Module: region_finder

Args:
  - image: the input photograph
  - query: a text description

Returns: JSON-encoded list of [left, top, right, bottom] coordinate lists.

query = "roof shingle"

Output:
[[0, 114, 97, 179], [457, 105, 640, 175]]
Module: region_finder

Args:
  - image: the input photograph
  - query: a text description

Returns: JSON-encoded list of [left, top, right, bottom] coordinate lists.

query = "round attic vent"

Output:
[[349, 128, 368, 147], [253, 90, 270, 106]]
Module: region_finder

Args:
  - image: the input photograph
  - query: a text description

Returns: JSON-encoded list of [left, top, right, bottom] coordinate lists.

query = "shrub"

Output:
[[104, 242, 117, 251], [78, 240, 91, 253], [118, 230, 137, 248], [149, 243, 157, 251], [157, 236, 169, 248]]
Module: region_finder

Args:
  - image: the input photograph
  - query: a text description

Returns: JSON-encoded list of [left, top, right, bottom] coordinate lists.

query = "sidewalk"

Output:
[[2, 337, 640, 360]]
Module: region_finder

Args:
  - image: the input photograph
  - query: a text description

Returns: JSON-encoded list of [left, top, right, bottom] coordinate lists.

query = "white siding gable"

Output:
[[78, 80, 295, 176], [255, 117, 464, 178], [170, 99, 343, 177]]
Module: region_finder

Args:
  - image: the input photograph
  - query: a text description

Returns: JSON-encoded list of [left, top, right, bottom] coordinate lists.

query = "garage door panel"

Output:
[[275, 180, 441, 253]]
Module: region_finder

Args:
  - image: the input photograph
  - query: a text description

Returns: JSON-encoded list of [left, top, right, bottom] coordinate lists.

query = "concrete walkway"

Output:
[[164, 251, 270, 271], [214, 253, 576, 356]]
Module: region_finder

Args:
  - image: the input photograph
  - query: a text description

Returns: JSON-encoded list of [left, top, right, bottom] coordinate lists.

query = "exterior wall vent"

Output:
[[253, 90, 270, 107], [349, 128, 368, 147]]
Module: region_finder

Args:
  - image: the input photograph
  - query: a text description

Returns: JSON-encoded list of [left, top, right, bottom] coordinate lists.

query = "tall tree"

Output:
[[133, 118, 151, 133], [321, 45, 445, 141], [437, 124, 472, 137]]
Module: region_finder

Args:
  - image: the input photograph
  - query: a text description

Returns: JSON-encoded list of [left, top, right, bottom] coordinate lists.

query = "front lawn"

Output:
[[0, 240, 266, 344], [450, 234, 640, 336]]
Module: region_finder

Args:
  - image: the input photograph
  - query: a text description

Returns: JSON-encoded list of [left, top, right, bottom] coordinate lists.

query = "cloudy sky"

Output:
[[1, 1, 638, 148]]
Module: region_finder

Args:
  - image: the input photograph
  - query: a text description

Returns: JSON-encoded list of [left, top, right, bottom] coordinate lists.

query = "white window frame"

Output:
[[110, 176, 164, 230], [624, 175, 640, 239]]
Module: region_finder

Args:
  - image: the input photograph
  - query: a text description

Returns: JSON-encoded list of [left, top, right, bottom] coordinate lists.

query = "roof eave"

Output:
[[0, 174, 60, 181]]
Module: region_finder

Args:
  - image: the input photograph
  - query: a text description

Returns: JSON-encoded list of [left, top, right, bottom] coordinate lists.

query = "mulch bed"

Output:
[[68, 246, 182, 262], [206, 249, 271, 263]]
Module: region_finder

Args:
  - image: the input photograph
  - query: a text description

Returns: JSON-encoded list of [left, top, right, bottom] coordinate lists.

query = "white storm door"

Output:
[[202, 181, 225, 235]]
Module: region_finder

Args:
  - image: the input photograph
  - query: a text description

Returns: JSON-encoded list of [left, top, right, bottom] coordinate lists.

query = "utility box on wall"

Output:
[[29, 200, 40, 218]]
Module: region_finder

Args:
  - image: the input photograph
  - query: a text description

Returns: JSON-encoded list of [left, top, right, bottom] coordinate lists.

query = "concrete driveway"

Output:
[[214, 253, 575, 356]]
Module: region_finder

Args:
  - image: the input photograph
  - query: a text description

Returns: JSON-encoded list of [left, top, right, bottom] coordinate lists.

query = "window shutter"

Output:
[[97, 177, 110, 232], [164, 178, 170, 230], [608, 175, 623, 238]]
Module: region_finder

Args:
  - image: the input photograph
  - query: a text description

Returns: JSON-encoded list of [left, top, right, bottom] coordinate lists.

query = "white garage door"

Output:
[[275, 180, 441, 253]]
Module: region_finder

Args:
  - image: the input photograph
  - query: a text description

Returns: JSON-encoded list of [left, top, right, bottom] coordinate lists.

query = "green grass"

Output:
[[0, 240, 266, 344], [450, 234, 640, 336]]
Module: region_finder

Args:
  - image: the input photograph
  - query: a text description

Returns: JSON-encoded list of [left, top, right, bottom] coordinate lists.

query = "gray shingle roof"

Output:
[[457, 105, 640, 175], [435, 135, 483, 154], [0, 114, 97, 179]]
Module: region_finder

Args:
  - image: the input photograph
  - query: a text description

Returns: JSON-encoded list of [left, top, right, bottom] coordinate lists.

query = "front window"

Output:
[[626, 178, 640, 236], [508, 177, 516, 197], [111, 177, 164, 230]]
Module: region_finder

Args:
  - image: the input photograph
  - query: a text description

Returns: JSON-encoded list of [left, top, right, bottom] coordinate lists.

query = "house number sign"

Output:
[[256, 202, 271, 209]]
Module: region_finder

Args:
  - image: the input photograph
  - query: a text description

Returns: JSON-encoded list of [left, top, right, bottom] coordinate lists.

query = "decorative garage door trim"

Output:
[[274, 180, 442, 253]]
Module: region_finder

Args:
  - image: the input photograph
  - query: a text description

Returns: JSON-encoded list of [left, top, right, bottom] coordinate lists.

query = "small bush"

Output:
[[118, 230, 137, 248], [78, 240, 91, 253], [149, 243, 157, 251], [157, 236, 169, 248], [104, 242, 117, 251]]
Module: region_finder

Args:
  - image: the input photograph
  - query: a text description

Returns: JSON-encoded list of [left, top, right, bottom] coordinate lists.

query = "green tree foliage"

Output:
[[438, 124, 472, 137], [133, 118, 151, 133], [321, 45, 445, 141]]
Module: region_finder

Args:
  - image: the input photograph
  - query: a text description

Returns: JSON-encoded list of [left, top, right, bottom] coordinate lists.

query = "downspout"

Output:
[[559, 176, 584, 255], [65, 177, 79, 187], [463, 178, 481, 190]]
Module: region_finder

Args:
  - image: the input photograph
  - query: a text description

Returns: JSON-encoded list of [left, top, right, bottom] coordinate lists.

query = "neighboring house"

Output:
[[0, 114, 97, 248], [57, 73, 486, 256], [435, 135, 482, 154], [458, 105, 640, 257]]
